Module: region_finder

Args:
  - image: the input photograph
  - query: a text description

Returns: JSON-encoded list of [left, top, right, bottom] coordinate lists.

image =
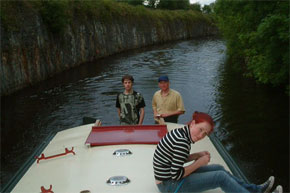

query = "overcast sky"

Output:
[[190, 0, 215, 6]]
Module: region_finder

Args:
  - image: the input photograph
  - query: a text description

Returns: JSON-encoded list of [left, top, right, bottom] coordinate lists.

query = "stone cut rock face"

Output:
[[1, 9, 217, 96]]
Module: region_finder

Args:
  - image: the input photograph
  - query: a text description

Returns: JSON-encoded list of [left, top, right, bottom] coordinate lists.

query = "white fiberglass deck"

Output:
[[11, 123, 230, 193]]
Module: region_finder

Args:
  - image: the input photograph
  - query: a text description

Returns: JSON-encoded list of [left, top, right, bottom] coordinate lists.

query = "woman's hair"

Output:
[[189, 111, 214, 133], [122, 75, 134, 83]]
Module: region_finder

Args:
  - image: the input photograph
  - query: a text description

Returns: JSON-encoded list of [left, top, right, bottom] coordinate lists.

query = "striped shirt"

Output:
[[153, 125, 195, 181]]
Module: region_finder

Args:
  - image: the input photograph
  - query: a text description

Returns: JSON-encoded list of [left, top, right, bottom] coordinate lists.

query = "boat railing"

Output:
[[1, 131, 57, 193], [209, 134, 250, 183]]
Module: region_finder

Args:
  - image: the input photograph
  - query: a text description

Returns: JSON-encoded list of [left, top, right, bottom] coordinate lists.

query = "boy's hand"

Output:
[[199, 151, 210, 157], [196, 154, 210, 167]]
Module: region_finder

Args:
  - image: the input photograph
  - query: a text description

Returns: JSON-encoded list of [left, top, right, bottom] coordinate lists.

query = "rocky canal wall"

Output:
[[1, 3, 217, 96]]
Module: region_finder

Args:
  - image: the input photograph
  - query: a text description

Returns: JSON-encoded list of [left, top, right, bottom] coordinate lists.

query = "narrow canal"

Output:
[[1, 38, 289, 190]]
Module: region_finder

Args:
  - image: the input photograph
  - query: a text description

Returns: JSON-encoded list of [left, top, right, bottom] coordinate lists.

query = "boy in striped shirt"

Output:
[[153, 111, 282, 193]]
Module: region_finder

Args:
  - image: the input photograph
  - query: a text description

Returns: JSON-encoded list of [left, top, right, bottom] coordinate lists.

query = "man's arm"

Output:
[[175, 92, 185, 115], [160, 110, 184, 118], [138, 108, 145, 125], [153, 109, 159, 118], [152, 93, 159, 118]]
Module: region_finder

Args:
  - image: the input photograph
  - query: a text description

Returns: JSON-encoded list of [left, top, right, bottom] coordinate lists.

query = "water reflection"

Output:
[[216, 61, 289, 188]]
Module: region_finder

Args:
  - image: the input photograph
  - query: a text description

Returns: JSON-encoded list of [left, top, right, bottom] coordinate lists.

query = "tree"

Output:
[[189, 3, 201, 12], [157, 0, 190, 10], [40, 0, 71, 34], [214, 0, 289, 88], [146, 0, 158, 8], [202, 4, 212, 14], [116, 0, 144, 6]]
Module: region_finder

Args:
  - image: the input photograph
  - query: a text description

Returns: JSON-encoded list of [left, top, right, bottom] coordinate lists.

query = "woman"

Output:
[[153, 111, 283, 193]]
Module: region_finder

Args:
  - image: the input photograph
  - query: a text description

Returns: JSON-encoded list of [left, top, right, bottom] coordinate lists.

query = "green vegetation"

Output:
[[116, 0, 144, 6], [202, 4, 214, 14], [1, 0, 213, 35], [214, 0, 289, 91], [157, 0, 190, 10], [132, 0, 190, 10], [1, 1, 26, 32], [189, 3, 202, 12], [39, 0, 71, 34]]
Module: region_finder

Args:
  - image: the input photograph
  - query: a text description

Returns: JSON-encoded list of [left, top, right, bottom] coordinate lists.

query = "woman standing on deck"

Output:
[[153, 111, 283, 193]]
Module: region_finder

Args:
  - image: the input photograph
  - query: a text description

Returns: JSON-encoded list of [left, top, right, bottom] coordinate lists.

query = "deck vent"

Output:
[[113, 149, 132, 156], [106, 176, 130, 186]]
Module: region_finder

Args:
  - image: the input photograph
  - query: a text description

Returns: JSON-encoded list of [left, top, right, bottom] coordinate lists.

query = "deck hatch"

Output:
[[106, 176, 130, 186], [85, 125, 167, 146], [113, 149, 132, 156]]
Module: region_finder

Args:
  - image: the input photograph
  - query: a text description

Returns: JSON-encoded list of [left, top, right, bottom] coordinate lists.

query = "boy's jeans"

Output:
[[157, 164, 262, 193]]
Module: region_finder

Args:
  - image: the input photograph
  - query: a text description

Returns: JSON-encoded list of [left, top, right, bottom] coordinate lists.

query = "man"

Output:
[[152, 75, 185, 124], [116, 75, 145, 125]]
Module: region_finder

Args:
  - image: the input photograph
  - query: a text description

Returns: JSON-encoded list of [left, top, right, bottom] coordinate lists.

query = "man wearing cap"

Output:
[[152, 75, 185, 124]]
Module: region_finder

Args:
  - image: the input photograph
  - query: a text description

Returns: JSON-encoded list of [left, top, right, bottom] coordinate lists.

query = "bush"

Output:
[[39, 0, 71, 34], [214, 0, 289, 88]]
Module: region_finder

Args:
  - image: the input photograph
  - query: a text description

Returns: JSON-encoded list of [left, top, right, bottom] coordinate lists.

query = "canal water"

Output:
[[1, 38, 289, 190]]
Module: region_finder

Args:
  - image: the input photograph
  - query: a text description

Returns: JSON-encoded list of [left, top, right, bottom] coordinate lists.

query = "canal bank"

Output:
[[1, 1, 217, 96]]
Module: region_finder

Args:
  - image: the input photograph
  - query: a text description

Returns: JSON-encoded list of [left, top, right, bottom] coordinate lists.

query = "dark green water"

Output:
[[1, 38, 289, 191]]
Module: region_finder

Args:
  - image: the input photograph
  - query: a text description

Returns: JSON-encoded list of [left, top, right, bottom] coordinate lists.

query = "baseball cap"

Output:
[[158, 75, 169, 82]]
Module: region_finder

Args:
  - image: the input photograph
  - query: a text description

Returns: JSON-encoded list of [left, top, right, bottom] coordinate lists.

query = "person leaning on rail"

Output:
[[153, 111, 283, 193], [152, 75, 185, 124]]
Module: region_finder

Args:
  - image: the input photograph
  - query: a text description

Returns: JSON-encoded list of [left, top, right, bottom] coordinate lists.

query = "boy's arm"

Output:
[[116, 94, 121, 118], [183, 155, 210, 177], [186, 151, 210, 162], [117, 108, 121, 118], [138, 108, 145, 125]]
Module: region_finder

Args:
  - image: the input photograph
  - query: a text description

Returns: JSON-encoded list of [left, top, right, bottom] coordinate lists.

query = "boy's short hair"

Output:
[[122, 75, 134, 83]]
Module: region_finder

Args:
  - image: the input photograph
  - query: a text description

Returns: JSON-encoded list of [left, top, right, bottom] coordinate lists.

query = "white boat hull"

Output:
[[10, 123, 235, 193]]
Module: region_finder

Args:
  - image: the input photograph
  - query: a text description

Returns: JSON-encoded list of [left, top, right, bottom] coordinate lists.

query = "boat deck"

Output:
[[11, 123, 231, 193]]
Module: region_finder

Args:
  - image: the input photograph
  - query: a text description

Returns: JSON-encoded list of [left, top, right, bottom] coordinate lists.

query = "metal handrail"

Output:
[[1, 131, 57, 193], [209, 133, 250, 183]]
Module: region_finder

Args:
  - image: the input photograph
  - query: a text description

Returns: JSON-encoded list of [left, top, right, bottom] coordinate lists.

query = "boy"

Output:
[[116, 75, 145, 125]]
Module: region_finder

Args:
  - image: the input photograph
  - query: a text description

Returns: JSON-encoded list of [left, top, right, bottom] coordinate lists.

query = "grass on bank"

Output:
[[1, 0, 214, 35]]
